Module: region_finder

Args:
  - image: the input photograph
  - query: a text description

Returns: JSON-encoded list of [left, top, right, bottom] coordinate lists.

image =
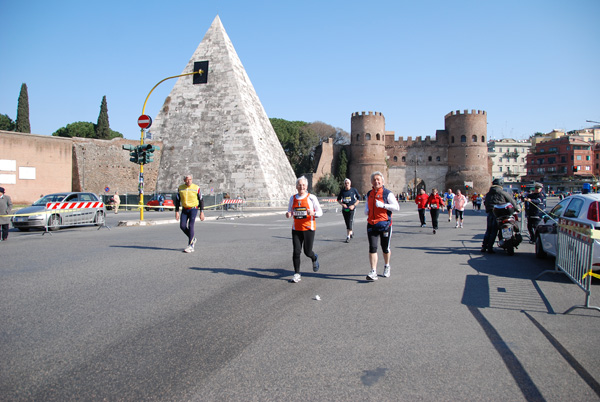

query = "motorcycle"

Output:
[[493, 202, 523, 256]]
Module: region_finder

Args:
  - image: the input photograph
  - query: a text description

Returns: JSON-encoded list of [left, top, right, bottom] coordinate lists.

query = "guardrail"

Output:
[[536, 217, 600, 314]]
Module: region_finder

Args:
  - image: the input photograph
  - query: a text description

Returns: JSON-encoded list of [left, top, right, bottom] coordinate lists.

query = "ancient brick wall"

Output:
[[71, 137, 163, 196]]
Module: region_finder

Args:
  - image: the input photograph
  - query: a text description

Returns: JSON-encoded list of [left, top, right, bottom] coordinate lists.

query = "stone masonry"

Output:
[[153, 16, 296, 205]]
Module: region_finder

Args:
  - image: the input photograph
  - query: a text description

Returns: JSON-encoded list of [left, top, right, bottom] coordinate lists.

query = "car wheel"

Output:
[[95, 211, 105, 226], [535, 236, 547, 259], [145, 207, 150, 211], [48, 215, 61, 231]]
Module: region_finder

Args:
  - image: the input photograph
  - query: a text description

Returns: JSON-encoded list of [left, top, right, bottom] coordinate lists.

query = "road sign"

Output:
[[138, 115, 152, 129], [105, 187, 110, 192]]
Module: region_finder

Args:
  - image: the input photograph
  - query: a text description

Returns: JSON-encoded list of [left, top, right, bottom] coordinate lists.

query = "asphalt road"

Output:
[[1, 201, 600, 401]]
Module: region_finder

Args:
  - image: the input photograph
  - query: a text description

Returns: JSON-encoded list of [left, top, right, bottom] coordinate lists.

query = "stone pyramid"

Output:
[[153, 15, 296, 205]]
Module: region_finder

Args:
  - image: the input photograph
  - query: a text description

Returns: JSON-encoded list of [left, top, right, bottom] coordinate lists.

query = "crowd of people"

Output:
[[136, 173, 548, 283]]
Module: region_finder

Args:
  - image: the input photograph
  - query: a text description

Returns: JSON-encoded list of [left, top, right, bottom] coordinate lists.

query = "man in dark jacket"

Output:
[[482, 179, 520, 253], [524, 183, 546, 243]]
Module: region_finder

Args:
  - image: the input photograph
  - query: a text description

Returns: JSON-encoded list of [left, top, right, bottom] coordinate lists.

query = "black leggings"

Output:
[[367, 224, 392, 254], [342, 209, 355, 230], [292, 230, 316, 273]]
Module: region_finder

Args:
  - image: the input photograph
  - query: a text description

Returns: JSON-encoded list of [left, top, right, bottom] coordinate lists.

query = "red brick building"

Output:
[[525, 136, 594, 182]]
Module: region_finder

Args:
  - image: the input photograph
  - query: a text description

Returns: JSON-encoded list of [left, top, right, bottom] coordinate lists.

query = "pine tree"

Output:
[[336, 148, 348, 184], [16, 83, 31, 133], [96, 95, 110, 139]]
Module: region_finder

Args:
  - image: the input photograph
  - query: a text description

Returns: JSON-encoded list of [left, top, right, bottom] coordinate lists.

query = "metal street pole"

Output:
[[137, 68, 205, 221]]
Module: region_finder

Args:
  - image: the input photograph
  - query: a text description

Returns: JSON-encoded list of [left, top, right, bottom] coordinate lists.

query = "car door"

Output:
[[78, 193, 96, 223], [540, 197, 574, 256], [61, 193, 79, 225]]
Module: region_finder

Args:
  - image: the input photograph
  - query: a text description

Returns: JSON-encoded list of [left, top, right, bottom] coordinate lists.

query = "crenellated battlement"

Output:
[[444, 109, 486, 119], [386, 135, 438, 147], [352, 111, 384, 118]]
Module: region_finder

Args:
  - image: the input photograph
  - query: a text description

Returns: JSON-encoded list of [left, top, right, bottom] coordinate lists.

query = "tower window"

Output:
[[366, 133, 371, 140], [356, 134, 360, 141], [402, 156, 406, 162], [472, 135, 477, 142], [428, 156, 432, 162], [481, 136, 485, 142], [451, 137, 455, 143], [376, 134, 381, 140], [461, 135, 466, 143], [393, 156, 398, 162], [436, 156, 440, 162]]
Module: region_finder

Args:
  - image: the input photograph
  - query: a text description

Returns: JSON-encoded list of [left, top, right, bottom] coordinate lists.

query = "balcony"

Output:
[[504, 151, 520, 158], [503, 171, 520, 177]]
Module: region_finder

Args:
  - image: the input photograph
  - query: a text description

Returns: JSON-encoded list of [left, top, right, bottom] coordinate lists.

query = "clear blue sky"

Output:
[[1, 0, 598, 141]]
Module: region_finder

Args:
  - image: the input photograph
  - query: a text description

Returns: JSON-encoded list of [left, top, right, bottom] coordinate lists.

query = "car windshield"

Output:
[[32, 194, 68, 206], [549, 198, 571, 220]]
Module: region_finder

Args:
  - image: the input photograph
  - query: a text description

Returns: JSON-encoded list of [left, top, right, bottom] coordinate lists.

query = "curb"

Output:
[[116, 210, 286, 227]]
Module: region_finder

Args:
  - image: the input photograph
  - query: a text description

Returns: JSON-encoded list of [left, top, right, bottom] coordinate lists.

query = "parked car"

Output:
[[535, 193, 600, 270], [145, 193, 174, 211], [11, 192, 106, 231]]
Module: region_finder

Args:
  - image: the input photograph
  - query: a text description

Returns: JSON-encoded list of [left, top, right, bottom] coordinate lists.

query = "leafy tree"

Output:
[[306, 121, 350, 145], [0, 114, 15, 131], [96, 95, 110, 139], [16, 83, 31, 133], [336, 148, 348, 184], [314, 174, 340, 197], [52, 122, 96, 138], [270, 118, 319, 176], [52, 121, 124, 139]]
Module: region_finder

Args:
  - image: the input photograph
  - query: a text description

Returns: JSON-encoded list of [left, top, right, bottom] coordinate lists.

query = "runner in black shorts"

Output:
[[337, 178, 360, 243]]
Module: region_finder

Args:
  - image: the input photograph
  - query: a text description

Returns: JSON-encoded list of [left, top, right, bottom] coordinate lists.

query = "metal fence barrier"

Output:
[[536, 217, 600, 314], [44, 201, 109, 234]]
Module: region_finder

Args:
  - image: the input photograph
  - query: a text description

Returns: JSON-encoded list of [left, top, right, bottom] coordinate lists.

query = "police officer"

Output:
[[523, 182, 546, 243]]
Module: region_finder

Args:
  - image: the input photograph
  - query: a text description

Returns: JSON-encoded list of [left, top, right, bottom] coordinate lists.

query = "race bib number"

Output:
[[343, 196, 352, 203], [293, 207, 308, 219]]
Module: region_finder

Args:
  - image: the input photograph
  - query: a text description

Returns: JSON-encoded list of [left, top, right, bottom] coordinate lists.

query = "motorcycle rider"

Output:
[[482, 178, 520, 253], [523, 182, 546, 243]]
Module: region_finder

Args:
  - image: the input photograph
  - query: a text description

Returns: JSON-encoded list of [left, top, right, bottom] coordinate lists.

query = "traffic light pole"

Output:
[[138, 67, 205, 221]]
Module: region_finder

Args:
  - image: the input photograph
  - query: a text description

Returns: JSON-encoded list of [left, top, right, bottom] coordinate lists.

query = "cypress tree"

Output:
[[16, 83, 31, 133], [96, 95, 110, 139]]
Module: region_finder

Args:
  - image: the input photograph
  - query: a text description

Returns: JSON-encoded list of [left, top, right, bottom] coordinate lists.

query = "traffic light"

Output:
[[145, 144, 160, 163], [465, 185, 470, 190], [123, 144, 139, 164], [136, 144, 160, 164], [193, 61, 209, 84]]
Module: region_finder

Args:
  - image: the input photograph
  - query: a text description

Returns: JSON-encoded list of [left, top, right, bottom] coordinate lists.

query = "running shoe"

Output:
[[183, 245, 194, 253], [433, 229, 437, 234], [383, 265, 390, 278], [345, 236, 350, 243], [455, 223, 459, 228], [312, 254, 320, 272], [350, 233, 353, 239], [366, 270, 378, 281], [290, 273, 301, 283]]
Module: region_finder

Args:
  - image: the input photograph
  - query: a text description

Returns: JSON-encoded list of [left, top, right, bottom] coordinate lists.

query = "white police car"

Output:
[[535, 193, 600, 270]]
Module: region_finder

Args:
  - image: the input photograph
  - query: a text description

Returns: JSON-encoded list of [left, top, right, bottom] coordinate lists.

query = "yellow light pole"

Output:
[[137, 65, 207, 221]]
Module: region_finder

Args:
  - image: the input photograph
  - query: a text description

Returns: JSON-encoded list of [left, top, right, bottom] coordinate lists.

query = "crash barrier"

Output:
[[43, 201, 110, 234], [536, 217, 600, 314]]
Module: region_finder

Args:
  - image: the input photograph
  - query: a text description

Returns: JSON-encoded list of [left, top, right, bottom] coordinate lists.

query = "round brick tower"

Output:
[[444, 110, 491, 194], [349, 111, 388, 195]]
